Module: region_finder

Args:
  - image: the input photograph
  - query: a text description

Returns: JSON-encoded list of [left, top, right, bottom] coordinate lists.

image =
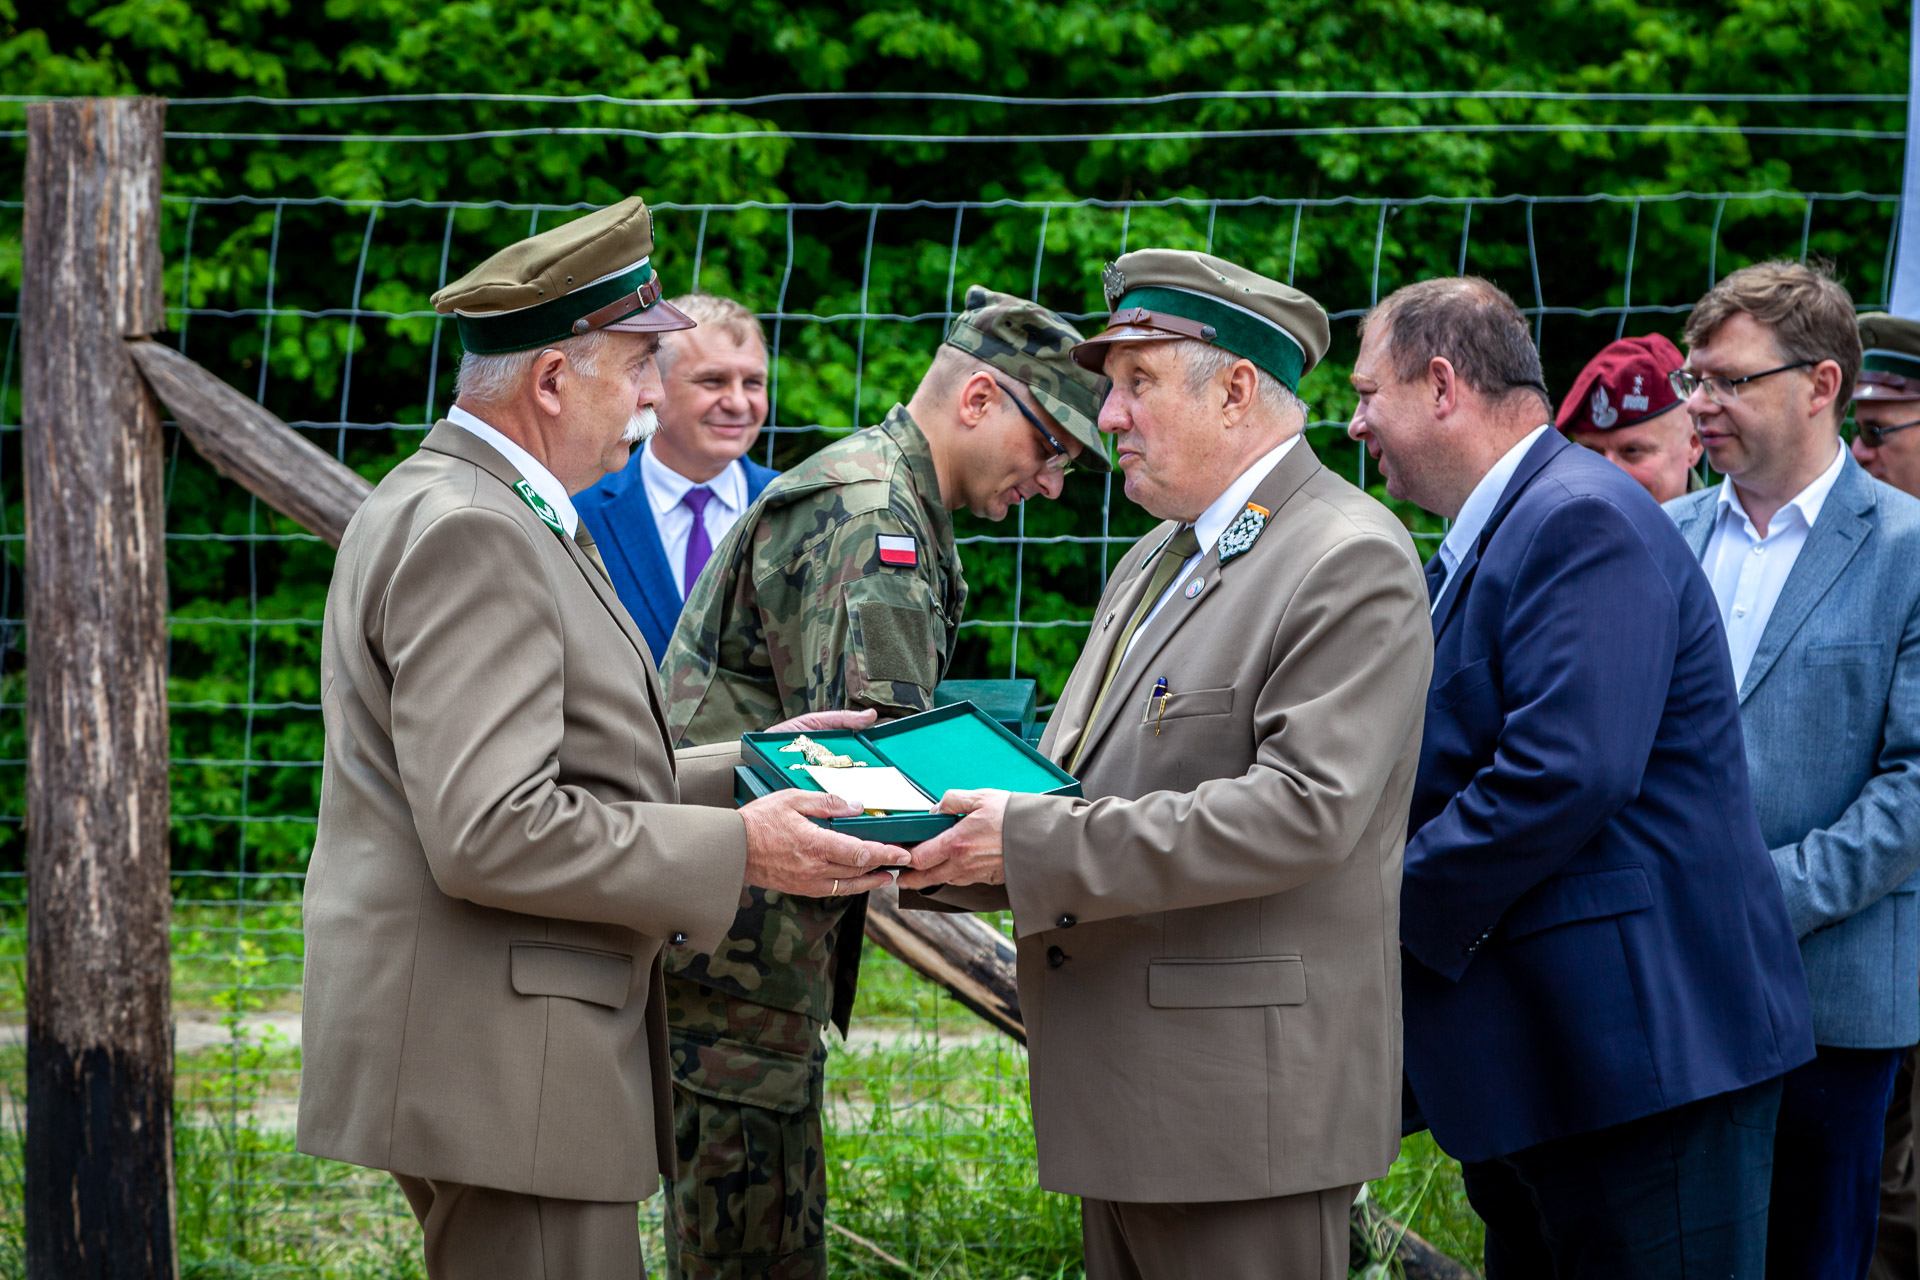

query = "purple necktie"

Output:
[[681, 486, 715, 594]]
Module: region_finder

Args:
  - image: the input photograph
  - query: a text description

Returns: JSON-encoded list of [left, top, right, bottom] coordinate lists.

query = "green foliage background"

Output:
[[0, 0, 1910, 881]]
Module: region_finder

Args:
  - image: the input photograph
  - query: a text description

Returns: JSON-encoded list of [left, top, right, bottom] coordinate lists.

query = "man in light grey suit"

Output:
[[1666, 260, 1920, 1280]]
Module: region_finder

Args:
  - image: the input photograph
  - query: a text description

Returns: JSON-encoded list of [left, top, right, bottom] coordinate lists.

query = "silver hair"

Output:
[[453, 330, 614, 405], [1178, 340, 1306, 424]]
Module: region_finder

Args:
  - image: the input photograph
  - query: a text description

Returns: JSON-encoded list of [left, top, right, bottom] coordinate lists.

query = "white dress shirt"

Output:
[[640, 443, 751, 597], [1702, 440, 1846, 688], [1431, 424, 1552, 615], [1122, 434, 1301, 664], [447, 405, 579, 537]]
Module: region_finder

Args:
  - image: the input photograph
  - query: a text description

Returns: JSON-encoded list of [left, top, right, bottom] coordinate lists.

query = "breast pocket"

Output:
[[1148, 956, 1307, 1008], [1149, 685, 1235, 723]]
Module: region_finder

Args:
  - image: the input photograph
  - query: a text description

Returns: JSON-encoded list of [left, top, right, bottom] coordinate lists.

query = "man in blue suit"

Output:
[[1665, 261, 1920, 1280], [1351, 277, 1813, 1278], [576, 293, 779, 659]]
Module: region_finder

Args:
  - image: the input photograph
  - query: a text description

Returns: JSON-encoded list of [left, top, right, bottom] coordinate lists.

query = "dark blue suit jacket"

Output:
[[574, 447, 779, 661], [1402, 430, 1812, 1163]]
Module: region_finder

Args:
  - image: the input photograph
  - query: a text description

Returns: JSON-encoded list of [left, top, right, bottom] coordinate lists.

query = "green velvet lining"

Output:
[[750, 732, 888, 792], [871, 714, 1065, 801]]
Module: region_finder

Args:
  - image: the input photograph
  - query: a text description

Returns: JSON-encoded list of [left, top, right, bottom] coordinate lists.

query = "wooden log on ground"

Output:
[[23, 95, 177, 1278], [126, 340, 371, 547], [1353, 1194, 1482, 1280], [126, 341, 1478, 1280], [864, 885, 1022, 1042]]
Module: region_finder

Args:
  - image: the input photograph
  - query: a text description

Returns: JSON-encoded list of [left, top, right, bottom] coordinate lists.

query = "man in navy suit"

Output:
[[1350, 277, 1813, 1278], [576, 293, 779, 659], [1664, 262, 1920, 1280]]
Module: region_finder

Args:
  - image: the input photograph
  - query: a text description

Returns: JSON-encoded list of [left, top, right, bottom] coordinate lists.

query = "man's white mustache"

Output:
[[623, 406, 660, 445]]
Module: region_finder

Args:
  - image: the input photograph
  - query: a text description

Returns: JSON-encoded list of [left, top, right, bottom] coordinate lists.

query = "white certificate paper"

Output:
[[801, 765, 933, 812]]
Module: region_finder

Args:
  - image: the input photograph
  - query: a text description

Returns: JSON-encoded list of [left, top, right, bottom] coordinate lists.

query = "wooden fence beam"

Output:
[[23, 95, 177, 1278]]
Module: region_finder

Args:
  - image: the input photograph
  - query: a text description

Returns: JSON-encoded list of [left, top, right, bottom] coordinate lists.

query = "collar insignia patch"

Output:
[[1218, 502, 1270, 565], [512, 478, 566, 535]]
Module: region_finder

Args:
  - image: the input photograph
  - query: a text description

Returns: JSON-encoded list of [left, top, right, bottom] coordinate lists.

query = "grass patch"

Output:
[[0, 926, 1483, 1279]]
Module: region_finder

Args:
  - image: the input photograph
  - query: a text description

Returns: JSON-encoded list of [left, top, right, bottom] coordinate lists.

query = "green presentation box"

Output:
[[734, 700, 1079, 844]]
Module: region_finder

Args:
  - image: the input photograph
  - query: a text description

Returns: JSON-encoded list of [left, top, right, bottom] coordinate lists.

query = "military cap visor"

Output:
[[1855, 314, 1920, 402]]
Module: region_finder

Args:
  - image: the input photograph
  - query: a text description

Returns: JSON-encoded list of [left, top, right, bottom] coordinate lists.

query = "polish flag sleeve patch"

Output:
[[876, 534, 919, 567]]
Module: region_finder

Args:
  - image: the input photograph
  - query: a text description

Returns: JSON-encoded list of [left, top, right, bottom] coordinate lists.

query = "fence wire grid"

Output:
[[0, 98, 1909, 1277]]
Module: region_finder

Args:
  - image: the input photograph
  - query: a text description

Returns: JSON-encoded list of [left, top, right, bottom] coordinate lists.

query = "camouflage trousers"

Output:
[[663, 974, 829, 1280]]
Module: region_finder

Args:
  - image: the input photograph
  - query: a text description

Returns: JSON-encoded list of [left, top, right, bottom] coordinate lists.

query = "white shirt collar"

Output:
[[1190, 436, 1301, 557], [1714, 437, 1847, 538], [446, 405, 579, 537], [640, 441, 749, 519], [1439, 424, 1552, 575]]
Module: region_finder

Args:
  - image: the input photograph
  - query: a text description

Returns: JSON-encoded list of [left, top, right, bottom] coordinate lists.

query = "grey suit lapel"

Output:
[[1737, 456, 1878, 703], [1067, 441, 1320, 773]]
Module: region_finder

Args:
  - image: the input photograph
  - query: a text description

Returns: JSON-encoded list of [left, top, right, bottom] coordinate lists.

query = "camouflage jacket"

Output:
[[659, 404, 967, 1029]]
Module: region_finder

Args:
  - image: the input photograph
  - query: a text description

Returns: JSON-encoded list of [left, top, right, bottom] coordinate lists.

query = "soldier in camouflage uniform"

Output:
[[656, 286, 1110, 1279]]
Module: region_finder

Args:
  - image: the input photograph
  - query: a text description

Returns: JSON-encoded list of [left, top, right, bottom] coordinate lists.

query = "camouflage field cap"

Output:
[[1857, 313, 1920, 403], [1074, 248, 1331, 393], [945, 285, 1112, 473], [431, 197, 696, 356]]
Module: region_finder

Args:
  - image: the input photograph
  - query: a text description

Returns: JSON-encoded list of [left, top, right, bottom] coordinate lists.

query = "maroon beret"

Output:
[[1556, 334, 1685, 434]]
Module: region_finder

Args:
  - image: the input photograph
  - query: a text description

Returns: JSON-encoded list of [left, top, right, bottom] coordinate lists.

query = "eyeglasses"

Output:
[[1854, 415, 1920, 448], [995, 379, 1075, 475], [1667, 361, 1814, 406]]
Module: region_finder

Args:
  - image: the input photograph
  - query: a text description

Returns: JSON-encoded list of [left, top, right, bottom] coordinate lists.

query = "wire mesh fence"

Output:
[[0, 95, 1908, 1275]]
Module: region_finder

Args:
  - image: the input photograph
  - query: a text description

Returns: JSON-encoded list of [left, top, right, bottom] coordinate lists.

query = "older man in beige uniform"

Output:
[[297, 197, 910, 1280], [902, 249, 1433, 1279]]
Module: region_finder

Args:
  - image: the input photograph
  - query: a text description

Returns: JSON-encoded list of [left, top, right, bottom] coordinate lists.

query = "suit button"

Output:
[[1046, 946, 1067, 969], [670, 932, 688, 946], [1056, 913, 1076, 929]]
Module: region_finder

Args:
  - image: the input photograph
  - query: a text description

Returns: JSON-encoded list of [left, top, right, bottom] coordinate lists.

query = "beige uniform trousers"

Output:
[[1081, 1184, 1361, 1280], [393, 1174, 643, 1280]]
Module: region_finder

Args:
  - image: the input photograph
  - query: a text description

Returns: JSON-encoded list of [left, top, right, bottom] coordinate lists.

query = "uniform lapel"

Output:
[[1045, 531, 1175, 769], [421, 422, 672, 737], [1737, 456, 1877, 703], [1068, 441, 1319, 774]]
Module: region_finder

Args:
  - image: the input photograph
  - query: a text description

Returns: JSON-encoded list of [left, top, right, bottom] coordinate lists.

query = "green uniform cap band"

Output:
[[1109, 286, 1306, 390], [455, 260, 658, 355], [1864, 348, 1920, 381]]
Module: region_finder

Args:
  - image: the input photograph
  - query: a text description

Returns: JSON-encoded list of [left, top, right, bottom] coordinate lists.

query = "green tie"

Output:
[[1068, 525, 1202, 774]]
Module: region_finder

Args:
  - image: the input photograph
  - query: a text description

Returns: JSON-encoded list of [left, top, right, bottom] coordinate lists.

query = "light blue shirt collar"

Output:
[[1433, 423, 1551, 612]]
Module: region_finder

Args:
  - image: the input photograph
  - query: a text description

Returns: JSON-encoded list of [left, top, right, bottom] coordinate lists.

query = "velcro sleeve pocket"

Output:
[[509, 942, 633, 1010], [845, 574, 942, 688], [1148, 956, 1307, 1008], [1505, 866, 1654, 939], [671, 1037, 815, 1114]]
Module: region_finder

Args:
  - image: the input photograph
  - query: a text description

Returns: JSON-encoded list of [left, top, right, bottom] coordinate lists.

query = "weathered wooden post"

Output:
[[22, 96, 176, 1277]]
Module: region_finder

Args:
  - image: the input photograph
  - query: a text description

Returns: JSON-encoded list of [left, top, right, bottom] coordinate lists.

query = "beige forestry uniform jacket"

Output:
[[297, 422, 749, 1203], [914, 441, 1432, 1203]]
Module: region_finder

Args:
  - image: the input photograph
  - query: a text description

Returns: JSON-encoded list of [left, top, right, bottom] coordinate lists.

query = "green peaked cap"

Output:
[[1072, 248, 1331, 393]]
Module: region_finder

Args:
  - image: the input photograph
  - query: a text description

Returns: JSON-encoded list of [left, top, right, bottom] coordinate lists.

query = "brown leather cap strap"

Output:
[[570, 275, 665, 335], [1106, 307, 1220, 344]]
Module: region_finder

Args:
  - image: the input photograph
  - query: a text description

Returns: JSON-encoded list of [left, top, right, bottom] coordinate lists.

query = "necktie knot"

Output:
[[682, 486, 715, 517], [1164, 526, 1202, 563]]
